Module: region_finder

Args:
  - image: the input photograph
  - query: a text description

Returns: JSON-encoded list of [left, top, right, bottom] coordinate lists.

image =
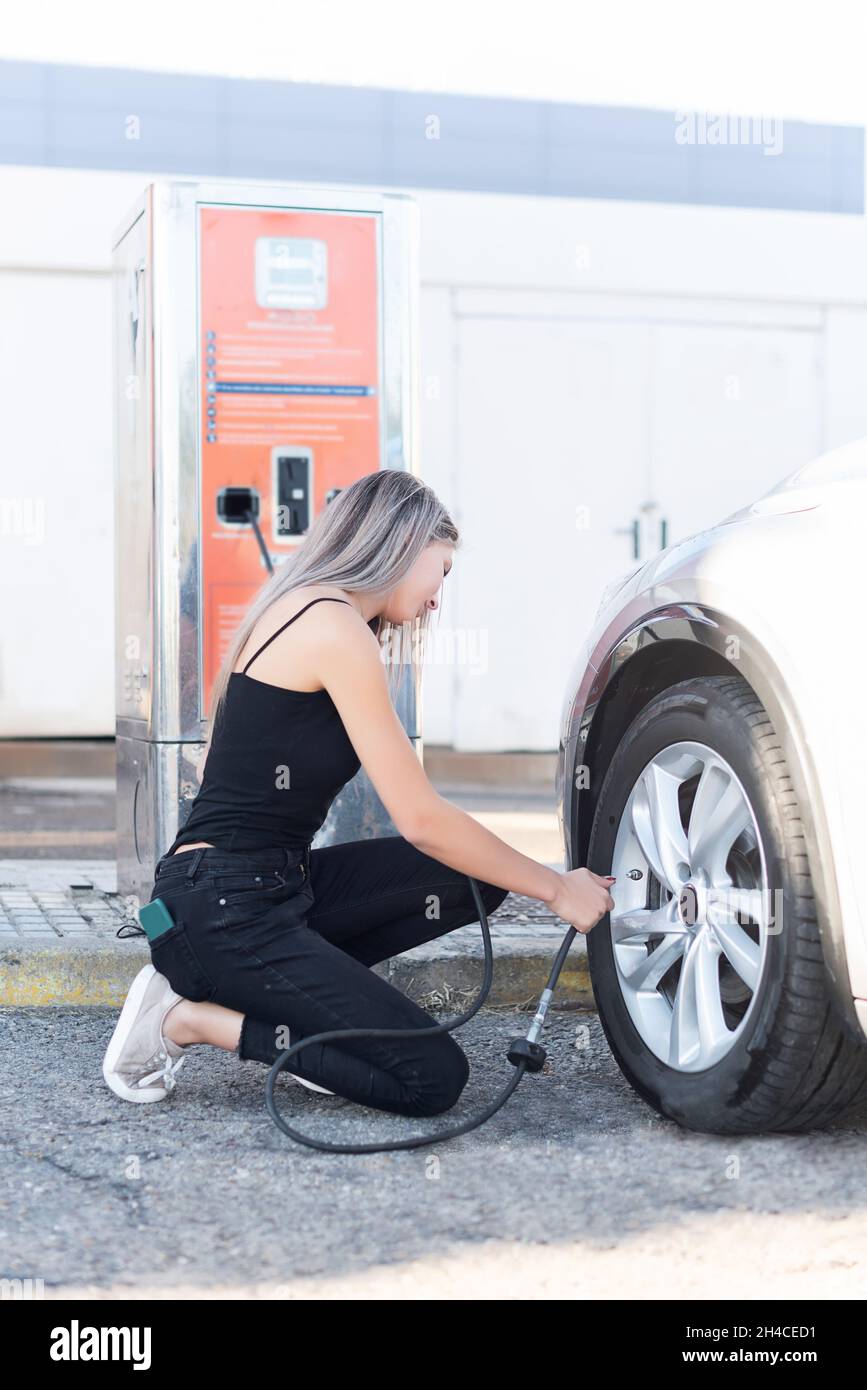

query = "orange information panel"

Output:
[[197, 204, 383, 718]]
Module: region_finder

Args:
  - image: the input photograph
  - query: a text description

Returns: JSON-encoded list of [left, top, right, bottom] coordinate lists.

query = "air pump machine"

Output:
[[112, 179, 420, 905]]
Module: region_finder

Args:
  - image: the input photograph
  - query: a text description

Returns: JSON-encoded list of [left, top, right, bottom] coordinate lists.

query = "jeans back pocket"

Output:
[[208, 870, 303, 932], [149, 924, 217, 1003], [145, 888, 218, 1002], [212, 865, 303, 907]]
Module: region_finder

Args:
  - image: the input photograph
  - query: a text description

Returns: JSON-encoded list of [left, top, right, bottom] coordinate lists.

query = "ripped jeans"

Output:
[[146, 837, 510, 1118]]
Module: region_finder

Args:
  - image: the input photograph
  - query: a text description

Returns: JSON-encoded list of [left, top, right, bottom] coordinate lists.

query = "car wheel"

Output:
[[585, 674, 867, 1133]]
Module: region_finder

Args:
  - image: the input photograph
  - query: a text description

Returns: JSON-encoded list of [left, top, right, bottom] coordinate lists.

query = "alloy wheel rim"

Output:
[[608, 740, 772, 1072]]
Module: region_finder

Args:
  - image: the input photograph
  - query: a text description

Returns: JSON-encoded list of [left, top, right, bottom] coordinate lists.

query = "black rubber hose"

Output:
[[264, 875, 532, 1154]]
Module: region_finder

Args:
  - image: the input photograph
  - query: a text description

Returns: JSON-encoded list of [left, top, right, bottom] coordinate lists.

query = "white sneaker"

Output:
[[293, 1075, 336, 1095], [284, 1026, 335, 1094], [103, 964, 189, 1103]]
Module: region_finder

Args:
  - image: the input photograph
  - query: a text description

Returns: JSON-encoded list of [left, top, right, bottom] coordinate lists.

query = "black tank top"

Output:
[[166, 597, 362, 855]]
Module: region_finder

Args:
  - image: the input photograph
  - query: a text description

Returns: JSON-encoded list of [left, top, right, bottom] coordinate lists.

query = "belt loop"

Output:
[[185, 848, 206, 881]]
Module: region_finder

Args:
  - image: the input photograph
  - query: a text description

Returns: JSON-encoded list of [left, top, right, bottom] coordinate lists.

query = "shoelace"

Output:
[[137, 1050, 186, 1091]]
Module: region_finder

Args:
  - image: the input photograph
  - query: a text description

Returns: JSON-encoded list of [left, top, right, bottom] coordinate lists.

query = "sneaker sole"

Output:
[[293, 1075, 336, 1095], [102, 963, 177, 1104]]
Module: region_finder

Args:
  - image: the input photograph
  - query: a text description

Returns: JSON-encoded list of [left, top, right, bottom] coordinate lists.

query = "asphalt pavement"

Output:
[[4, 1002, 867, 1299], [2, 761, 867, 1300]]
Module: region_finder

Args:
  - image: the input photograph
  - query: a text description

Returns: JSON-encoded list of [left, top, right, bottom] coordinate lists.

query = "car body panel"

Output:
[[556, 437, 867, 1041]]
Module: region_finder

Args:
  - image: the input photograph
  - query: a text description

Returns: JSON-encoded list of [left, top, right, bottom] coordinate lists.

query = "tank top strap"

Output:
[[241, 596, 352, 674]]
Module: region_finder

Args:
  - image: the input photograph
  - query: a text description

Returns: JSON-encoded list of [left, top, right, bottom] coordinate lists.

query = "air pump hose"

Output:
[[264, 876, 579, 1154]]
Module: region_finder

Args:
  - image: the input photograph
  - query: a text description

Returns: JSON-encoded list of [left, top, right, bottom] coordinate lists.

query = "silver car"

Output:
[[556, 436, 867, 1134]]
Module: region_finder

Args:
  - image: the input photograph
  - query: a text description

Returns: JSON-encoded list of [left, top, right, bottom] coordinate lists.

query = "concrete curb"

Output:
[[382, 941, 593, 1010], [0, 937, 594, 1010]]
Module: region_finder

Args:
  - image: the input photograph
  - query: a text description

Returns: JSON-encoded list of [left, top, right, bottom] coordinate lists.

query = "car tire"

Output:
[[585, 673, 867, 1134]]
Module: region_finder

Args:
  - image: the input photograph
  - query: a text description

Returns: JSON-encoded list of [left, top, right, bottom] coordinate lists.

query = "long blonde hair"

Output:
[[204, 469, 459, 754]]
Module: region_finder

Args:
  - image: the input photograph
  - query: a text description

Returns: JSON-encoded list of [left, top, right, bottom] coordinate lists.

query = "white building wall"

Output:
[[417, 190, 867, 748], [2, 165, 867, 744]]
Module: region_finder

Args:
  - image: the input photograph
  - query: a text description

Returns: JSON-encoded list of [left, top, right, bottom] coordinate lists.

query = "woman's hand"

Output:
[[549, 867, 616, 935]]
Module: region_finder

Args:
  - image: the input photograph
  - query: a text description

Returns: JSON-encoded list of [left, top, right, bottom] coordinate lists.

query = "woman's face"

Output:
[[382, 541, 454, 624]]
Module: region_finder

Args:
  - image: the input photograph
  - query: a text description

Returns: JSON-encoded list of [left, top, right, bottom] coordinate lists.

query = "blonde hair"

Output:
[[204, 469, 459, 755]]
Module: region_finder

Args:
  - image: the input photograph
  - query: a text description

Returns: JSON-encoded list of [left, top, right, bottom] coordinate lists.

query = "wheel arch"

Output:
[[562, 604, 861, 1042]]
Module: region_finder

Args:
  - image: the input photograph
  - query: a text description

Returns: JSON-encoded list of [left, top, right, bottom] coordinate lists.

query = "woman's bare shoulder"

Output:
[[234, 586, 367, 688], [255, 585, 356, 629], [276, 583, 353, 612]]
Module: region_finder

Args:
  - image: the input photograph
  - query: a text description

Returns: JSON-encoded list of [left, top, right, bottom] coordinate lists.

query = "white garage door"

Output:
[[451, 310, 823, 751]]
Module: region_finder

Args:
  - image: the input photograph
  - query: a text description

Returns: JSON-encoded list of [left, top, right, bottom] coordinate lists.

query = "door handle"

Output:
[[613, 517, 640, 560]]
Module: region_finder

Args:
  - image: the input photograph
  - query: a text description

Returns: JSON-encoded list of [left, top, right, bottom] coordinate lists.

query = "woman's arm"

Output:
[[311, 606, 561, 903], [411, 792, 561, 902]]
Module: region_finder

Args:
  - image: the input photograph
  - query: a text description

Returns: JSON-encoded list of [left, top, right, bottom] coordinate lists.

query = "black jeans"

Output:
[[147, 837, 510, 1118]]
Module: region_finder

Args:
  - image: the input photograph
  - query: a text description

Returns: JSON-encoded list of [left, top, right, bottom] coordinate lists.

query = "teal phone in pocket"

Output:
[[139, 897, 178, 944]]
